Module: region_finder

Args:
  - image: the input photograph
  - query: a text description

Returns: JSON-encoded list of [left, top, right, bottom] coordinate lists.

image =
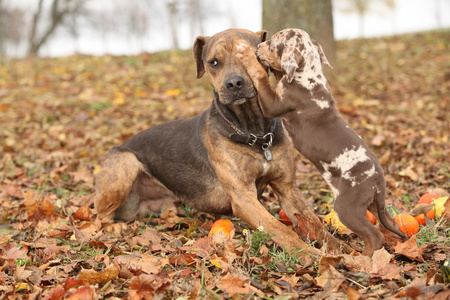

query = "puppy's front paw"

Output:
[[236, 43, 252, 59]]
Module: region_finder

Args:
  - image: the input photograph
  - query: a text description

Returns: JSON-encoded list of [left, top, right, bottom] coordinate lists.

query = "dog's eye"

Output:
[[209, 59, 219, 67]]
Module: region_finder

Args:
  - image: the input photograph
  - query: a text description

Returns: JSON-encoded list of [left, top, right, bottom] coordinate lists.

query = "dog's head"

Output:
[[257, 28, 331, 84], [193, 29, 267, 105]]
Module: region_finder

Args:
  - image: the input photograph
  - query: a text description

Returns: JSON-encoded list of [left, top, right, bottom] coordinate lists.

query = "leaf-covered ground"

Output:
[[0, 30, 449, 299]]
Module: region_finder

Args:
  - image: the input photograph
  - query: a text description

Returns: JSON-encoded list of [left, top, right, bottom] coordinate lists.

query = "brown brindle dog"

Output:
[[94, 29, 350, 259], [236, 28, 407, 256]]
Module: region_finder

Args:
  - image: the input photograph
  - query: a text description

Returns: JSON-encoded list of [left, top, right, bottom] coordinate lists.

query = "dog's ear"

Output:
[[193, 36, 209, 78], [281, 47, 303, 83], [256, 30, 268, 42], [312, 39, 332, 69]]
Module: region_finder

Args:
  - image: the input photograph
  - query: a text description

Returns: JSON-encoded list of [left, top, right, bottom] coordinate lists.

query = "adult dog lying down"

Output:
[[94, 28, 350, 259]]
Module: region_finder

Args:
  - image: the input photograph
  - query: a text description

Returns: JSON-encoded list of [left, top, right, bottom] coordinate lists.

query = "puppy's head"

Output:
[[257, 28, 331, 83], [193, 29, 267, 105]]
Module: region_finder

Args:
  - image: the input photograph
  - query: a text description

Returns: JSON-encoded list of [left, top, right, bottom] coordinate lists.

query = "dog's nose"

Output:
[[225, 76, 245, 92]]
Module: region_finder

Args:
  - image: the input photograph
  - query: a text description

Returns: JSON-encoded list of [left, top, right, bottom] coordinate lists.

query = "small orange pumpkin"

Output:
[[413, 203, 435, 223], [366, 211, 377, 224], [418, 193, 439, 205], [414, 213, 426, 226], [394, 214, 419, 236], [208, 219, 234, 237], [279, 209, 293, 225]]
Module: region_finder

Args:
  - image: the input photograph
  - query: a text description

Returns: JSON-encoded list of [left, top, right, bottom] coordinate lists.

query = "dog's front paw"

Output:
[[103, 222, 128, 234]]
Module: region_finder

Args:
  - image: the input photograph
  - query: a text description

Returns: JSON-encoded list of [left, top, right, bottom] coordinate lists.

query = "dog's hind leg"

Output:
[[368, 184, 407, 240], [94, 147, 145, 232], [334, 187, 384, 256], [270, 181, 354, 254]]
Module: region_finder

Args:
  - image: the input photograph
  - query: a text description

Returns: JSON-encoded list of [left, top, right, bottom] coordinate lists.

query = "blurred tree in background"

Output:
[[337, 0, 395, 37], [28, 0, 87, 56], [262, 0, 336, 66]]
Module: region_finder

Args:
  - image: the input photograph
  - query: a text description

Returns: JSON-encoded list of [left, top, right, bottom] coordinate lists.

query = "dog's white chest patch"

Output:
[[311, 97, 330, 109], [261, 161, 271, 176], [321, 145, 375, 188]]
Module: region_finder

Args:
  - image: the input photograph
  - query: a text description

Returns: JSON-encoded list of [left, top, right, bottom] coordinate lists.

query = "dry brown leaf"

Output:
[[72, 205, 93, 221], [370, 248, 393, 274], [65, 286, 95, 300], [71, 165, 94, 185], [14, 266, 33, 281], [219, 272, 252, 298], [169, 252, 196, 266], [318, 255, 342, 274], [115, 253, 164, 274], [341, 254, 372, 273], [399, 166, 419, 181], [76, 221, 101, 237], [128, 273, 173, 299], [78, 263, 119, 285], [394, 236, 424, 262], [126, 227, 162, 247], [345, 286, 364, 300], [24, 191, 56, 220], [47, 286, 65, 300], [191, 236, 214, 258], [315, 263, 346, 293], [371, 133, 385, 146], [6, 246, 29, 260]]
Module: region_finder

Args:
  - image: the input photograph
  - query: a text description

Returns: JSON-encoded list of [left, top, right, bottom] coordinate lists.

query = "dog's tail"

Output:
[[375, 183, 408, 239]]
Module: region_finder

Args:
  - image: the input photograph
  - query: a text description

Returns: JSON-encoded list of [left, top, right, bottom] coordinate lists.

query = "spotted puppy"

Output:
[[236, 28, 407, 256]]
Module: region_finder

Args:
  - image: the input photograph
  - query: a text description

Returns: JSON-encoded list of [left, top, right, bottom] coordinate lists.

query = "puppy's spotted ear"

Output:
[[281, 47, 302, 83], [256, 30, 268, 42], [312, 40, 332, 69], [193, 36, 209, 78]]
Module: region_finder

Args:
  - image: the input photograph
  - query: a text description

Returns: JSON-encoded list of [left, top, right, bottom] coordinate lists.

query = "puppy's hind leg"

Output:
[[368, 184, 407, 240], [94, 147, 145, 232], [334, 188, 384, 256]]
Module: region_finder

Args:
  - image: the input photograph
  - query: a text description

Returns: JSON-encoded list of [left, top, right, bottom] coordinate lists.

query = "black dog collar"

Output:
[[213, 97, 276, 161]]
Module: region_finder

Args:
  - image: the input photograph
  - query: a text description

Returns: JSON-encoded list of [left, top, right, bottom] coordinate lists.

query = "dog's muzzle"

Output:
[[220, 75, 257, 105]]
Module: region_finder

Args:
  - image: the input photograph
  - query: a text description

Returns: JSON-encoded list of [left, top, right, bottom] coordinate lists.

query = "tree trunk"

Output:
[[0, 0, 4, 56], [262, 0, 336, 66], [28, 0, 85, 57], [167, 1, 179, 50], [28, 0, 44, 56]]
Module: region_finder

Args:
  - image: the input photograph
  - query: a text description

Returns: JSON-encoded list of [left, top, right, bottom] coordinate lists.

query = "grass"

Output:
[[415, 217, 450, 247]]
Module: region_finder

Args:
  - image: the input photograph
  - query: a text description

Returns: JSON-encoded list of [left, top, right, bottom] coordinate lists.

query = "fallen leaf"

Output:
[[72, 205, 93, 221], [370, 248, 393, 274], [371, 133, 385, 146], [399, 166, 419, 181], [316, 263, 345, 293], [341, 254, 372, 273], [78, 263, 119, 285], [65, 286, 95, 300], [115, 253, 164, 274], [219, 272, 252, 298], [394, 236, 424, 262]]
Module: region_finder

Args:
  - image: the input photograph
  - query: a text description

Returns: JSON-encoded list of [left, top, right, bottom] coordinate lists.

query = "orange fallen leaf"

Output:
[[78, 263, 119, 285], [65, 286, 95, 300], [72, 205, 92, 221]]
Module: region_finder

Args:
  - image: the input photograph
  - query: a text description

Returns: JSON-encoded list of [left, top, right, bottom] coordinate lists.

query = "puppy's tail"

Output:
[[375, 183, 408, 239]]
